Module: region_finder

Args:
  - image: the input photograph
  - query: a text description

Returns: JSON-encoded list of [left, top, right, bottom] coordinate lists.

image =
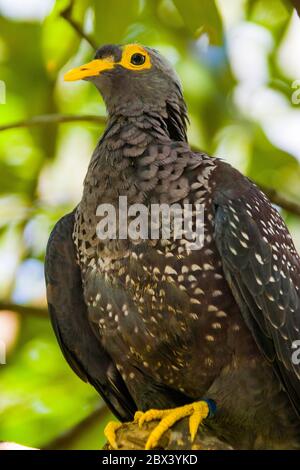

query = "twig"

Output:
[[44, 406, 108, 450], [290, 0, 300, 16], [0, 302, 48, 318], [60, 3, 97, 50], [0, 114, 106, 132]]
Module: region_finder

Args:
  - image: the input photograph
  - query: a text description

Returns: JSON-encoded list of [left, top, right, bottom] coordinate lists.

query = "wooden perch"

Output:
[[103, 418, 233, 450]]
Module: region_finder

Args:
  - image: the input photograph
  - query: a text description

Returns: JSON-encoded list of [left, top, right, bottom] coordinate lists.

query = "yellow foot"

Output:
[[135, 400, 215, 450], [104, 421, 121, 449]]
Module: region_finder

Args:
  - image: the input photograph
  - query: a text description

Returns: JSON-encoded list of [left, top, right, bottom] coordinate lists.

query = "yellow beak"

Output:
[[64, 58, 115, 81]]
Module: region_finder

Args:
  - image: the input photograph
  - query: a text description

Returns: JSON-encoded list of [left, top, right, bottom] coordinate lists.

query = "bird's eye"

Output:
[[130, 53, 146, 66]]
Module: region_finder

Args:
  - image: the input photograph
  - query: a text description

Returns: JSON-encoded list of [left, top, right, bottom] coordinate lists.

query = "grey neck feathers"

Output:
[[106, 91, 188, 144]]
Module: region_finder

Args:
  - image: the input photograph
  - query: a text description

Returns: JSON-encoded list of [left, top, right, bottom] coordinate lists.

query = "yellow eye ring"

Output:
[[119, 44, 152, 71]]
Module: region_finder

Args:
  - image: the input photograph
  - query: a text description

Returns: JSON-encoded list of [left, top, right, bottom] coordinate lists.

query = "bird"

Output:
[[45, 43, 300, 450]]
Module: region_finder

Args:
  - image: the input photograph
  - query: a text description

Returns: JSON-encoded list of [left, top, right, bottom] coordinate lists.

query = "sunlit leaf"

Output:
[[173, 0, 223, 44]]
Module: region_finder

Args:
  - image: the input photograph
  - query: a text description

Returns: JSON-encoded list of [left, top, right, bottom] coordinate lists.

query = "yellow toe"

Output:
[[104, 421, 121, 449], [189, 401, 209, 441], [138, 401, 211, 450], [134, 411, 144, 422], [137, 408, 170, 428]]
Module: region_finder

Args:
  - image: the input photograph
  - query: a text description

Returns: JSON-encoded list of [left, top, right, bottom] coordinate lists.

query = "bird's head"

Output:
[[64, 44, 188, 141]]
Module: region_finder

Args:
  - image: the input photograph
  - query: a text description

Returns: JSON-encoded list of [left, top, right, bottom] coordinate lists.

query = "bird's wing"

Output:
[[212, 161, 300, 414], [45, 211, 137, 422]]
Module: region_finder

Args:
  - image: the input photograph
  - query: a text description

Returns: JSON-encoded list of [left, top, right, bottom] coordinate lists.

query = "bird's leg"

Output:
[[104, 421, 122, 449], [135, 399, 216, 450]]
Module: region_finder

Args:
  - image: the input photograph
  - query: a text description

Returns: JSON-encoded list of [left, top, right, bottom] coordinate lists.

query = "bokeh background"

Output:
[[0, 0, 300, 449]]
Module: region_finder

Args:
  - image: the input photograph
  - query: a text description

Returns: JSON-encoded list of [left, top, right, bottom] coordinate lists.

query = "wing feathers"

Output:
[[213, 165, 300, 415], [45, 211, 136, 421]]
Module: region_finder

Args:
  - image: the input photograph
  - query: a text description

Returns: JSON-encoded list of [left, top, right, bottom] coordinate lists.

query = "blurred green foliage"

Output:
[[0, 0, 300, 449]]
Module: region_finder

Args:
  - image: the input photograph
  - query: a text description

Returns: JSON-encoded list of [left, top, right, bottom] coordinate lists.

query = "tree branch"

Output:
[[0, 115, 299, 217], [0, 114, 106, 132], [260, 185, 300, 217], [60, 3, 98, 50], [0, 302, 47, 318]]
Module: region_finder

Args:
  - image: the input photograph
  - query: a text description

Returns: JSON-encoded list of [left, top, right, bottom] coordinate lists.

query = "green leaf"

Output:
[[93, 0, 140, 44], [173, 0, 223, 44]]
